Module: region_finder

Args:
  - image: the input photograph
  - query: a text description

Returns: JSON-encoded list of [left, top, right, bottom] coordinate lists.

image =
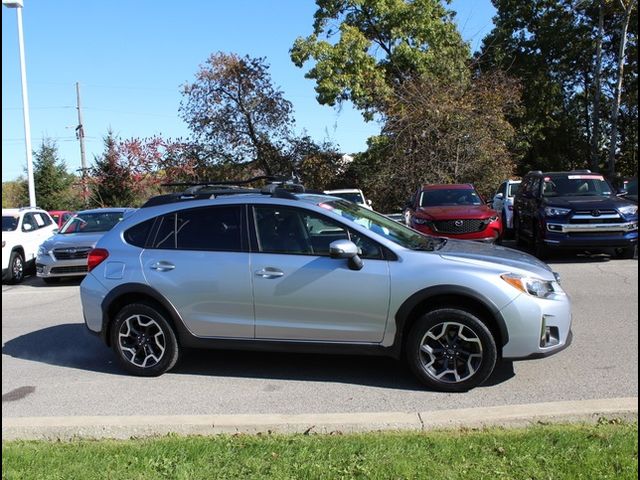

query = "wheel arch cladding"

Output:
[[101, 283, 187, 347], [394, 285, 508, 353]]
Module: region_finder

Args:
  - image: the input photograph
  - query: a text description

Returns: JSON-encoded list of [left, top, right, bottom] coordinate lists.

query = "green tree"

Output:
[[359, 72, 521, 212], [291, 0, 470, 119], [1, 179, 28, 208], [32, 139, 75, 211], [88, 131, 136, 208]]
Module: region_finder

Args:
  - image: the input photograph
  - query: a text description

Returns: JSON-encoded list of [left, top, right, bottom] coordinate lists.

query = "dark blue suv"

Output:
[[513, 170, 638, 259]]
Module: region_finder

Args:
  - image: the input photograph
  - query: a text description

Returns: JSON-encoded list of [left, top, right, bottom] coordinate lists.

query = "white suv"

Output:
[[323, 189, 373, 210], [2, 208, 58, 284], [492, 180, 521, 234]]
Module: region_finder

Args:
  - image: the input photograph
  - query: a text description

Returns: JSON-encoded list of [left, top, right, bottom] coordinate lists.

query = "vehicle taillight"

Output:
[[87, 248, 109, 272]]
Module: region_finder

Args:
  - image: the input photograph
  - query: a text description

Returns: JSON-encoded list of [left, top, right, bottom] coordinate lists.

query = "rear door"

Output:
[[250, 205, 390, 342], [140, 205, 254, 338]]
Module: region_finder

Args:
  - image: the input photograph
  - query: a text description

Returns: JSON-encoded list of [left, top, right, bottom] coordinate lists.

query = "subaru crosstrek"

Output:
[[80, 181, 572, 392], [513, 170, 638, 259]]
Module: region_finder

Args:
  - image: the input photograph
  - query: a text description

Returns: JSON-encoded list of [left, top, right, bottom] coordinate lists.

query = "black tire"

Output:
[[533, 228, 549, 260], [406, 309, 497, 392], [6, 251, 25, 284], [111, 302, 179, 377], [513, 216, 525, 247], [42, 277, 60, 285], [615, 246, 636, 259]]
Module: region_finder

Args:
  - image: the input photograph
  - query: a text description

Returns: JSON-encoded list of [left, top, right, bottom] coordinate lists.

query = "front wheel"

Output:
[[111, 302, 179, 376], [406, 309, 497, 392], [6, 251, 25, 284]]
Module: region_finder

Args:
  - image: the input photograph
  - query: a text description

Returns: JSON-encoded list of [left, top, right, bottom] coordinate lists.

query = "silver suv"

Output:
[[80, 181, 572, 392]]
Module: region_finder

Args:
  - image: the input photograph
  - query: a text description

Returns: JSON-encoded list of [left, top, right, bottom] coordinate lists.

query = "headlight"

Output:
[[413, 217, 429, 225], [544, 207, 571, 217], [618, 205, 638, 216], [37, 245, 47, 256], [500, 273, 563, 298]]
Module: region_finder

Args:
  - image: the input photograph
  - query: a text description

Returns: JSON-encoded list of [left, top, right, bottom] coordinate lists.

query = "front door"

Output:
[[250, 205, 390, 343]]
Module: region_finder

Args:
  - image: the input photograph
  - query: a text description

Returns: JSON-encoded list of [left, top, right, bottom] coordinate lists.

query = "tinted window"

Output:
[[508, 183, 520, 197], [420, 188, 482, 207], [61, 211, 125, 234], [542, 174, 613, 197], [2, 216, 18, 232], [151, 206, 242, 252], [255, 206, 383, 259], [124, 219, 154, 248], [22, 213, 38, 231]]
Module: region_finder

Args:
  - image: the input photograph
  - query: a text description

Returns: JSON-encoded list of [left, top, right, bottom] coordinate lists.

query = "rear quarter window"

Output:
[[124, 219, 154, 248]]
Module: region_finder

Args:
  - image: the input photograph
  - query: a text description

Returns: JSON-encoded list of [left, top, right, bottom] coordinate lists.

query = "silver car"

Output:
[[80, 185, 572, 392], [37, 208, 134, 284]]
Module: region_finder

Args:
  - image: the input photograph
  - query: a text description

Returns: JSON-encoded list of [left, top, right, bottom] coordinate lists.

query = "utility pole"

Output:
[[75, 82, 89, 204]]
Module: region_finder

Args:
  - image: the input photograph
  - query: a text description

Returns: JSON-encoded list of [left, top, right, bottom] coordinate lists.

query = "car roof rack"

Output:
[[141, 175, 305, 208]]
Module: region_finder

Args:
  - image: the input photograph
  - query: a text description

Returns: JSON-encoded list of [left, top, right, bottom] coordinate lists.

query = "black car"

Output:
[[513, 170, 638, 259]]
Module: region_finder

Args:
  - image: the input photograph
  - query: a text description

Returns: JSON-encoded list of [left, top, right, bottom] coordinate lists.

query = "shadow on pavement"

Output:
[[3, 324, 514, 391], [499, 240, 637, 264]]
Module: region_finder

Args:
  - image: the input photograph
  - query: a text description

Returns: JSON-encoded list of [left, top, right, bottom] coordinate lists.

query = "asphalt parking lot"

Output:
[[2, 248, 637, 419]]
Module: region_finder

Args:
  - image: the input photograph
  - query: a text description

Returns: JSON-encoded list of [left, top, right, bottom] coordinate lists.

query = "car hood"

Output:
[[40, 232, 105, 251], [543, 195, 633, 210], [417, 205, 495, 219], [436, 239, 553, 279]]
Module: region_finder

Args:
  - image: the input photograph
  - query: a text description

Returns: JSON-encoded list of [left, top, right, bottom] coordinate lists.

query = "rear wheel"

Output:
[[111, 302, 179, 376], [6, 251, 25, 284], [406, 309, 497, 392]]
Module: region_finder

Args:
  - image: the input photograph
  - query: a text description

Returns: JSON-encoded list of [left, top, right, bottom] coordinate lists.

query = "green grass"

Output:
[[2, 421, 637, 480]]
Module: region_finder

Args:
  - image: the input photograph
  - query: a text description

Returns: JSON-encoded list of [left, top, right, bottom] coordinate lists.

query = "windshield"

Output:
[[420, 188, 482, 207], [322, 200, 445, 251], [508, 183, 520, 197], [542, 174, 613, 197], [2, 216, 19, 232], [60, 211, 125, 234], [328, 192, 365, 204]]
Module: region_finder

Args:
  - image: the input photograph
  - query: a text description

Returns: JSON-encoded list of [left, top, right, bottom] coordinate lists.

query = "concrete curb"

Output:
[[2, 397, 637, 440]]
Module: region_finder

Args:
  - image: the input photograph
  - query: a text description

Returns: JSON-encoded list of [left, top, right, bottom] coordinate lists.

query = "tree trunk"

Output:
[[607, 0, 636, 178], [590, 1, 604, 172]]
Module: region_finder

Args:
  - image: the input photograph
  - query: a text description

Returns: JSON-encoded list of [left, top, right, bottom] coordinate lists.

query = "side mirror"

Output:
[[23, 223, 33, 231], [366, 199, 373, 206], [494, 193, 504, 200], [329, 239, 364, 270]]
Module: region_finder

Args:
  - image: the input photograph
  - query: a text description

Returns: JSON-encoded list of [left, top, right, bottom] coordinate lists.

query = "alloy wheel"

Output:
[[117, 314, 166, 368], [418, 321, 483, 383]]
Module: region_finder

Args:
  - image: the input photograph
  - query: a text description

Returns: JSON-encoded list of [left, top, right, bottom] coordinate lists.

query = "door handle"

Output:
[[150, 261, 176, 272], [255, 267, 284, 278]]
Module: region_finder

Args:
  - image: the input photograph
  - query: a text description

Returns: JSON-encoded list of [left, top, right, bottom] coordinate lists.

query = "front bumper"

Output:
[[500, 290, 572, 359], [36, 254, 89, 278], [543, 222, 637, 249]]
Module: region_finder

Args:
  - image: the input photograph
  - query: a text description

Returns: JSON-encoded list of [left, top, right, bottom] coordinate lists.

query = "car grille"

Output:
[[52, 247, 92, 260], [50, 266, 88, 274], [569, 209, 621, 224], [432, 219, 487, 234]]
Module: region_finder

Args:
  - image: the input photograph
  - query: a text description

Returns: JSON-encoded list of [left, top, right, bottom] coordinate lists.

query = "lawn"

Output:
[[2, 421, 637, 479]]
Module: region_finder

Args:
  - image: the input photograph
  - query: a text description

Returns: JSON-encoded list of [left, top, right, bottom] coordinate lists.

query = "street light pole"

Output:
[[3, 0, 36, 207]]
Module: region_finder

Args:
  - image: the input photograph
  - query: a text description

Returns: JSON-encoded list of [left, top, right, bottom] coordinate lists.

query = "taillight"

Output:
[[87, 248, 109, 272]]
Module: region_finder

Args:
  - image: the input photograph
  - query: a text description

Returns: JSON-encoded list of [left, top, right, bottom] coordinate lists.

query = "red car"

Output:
[[48, 210, 74, 229], [404, 184, 502, 242]]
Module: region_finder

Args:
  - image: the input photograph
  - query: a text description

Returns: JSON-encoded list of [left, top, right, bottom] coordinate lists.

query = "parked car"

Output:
[[513, 170, 638, 259], [2, 207, 58, 284], [492, 180, 521, 236], [80, 180, 571, 392], [48, 210, 75, 229], [323, 189, 373, 210], [621, 177, 638, 204], [404, 184, 502, 243], [36, 208, 135, 283]]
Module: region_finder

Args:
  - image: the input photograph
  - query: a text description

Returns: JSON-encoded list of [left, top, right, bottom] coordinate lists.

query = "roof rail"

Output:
[[570, 169, 592, 173], [141, 175, 305, 208]]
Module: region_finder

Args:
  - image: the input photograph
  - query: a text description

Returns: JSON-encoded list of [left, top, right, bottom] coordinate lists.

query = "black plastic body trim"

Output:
[[511, 330, 573, 360], [393, 285, 509, 350]]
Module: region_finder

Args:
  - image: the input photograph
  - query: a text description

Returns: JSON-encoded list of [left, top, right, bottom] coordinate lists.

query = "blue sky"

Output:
[[2, 0, 496, 182]]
